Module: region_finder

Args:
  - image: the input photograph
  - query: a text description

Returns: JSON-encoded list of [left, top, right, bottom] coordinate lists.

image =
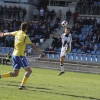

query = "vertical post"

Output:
[[49, 0, 50, 6]]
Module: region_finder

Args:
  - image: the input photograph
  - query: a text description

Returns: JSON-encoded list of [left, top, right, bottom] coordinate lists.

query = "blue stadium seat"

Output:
[[98, 1, 100, 5], [38, 35, 42, 38], [54, 47, 58, 52], [46, 53, 49, 58], [26, 45, 31, 49], [73, 53, 77, 61], [87, 50, 90, 53], [94, 2, 97, 5], [79, 34, 83, 41], [85, 25, 88, 28], [9, 48, 13, 54], [87, 55, 92, 62], [1, 47, 5, 54], [5, 36, 10, 40], [77, 49, 81, 53], [80, 42, 84, 46], [54, 54, 60, 59], [58, 48, 61, 52], [91, 55, 97, 62], [95, 51, 100, 55], [71, 49, 76, 53], [81, 54, 87, 61], [5, 47, 10, 54], [77, 54, 82, 61], [67, 53, 73, 60], [49, 54, 54, 58], [88, 25, 93, 28], [34, 35, 38, 38], [65, 54, 68, 59], [85, 28, 89, 32], [97, 55, 100, 62], [90, 51, 95, 55], [81, 28, 85, 32]]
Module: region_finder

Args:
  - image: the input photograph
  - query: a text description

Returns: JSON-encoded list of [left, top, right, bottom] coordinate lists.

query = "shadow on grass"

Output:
[[30, 89, 100, 100], [1, 81, 100, 100]]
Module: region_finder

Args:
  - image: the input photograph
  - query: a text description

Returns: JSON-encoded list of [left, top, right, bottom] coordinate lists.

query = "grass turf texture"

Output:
[[0, 65, 100, 100]]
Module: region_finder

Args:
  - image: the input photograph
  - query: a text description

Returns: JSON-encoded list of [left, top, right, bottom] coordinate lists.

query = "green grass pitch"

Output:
[[0, 65, 100, 100]]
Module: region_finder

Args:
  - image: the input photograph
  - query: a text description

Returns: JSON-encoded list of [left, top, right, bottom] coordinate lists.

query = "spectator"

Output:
[[8, 5, 13, 19], [72, 35, 83, 49], [33, 7, 39, 20], [39, 7, 44, 21], [19, 10, 23, 20], [0, 5, 2, 18], [66, 9, 72, 24], [51, 34, 62, 48], [17, 6, 22, 20], [49, 9, 55, 21], [13, 5, 17, 18], [3, 53, 12, 65], [46, 26, 51, 39], [94, 42, 98, 51], [22, 7, 26, 20], [56, 10, 62, 23], [45, 45, 49, 51], [73, 11, 78, 24], [3, 5, 7, 18], [45, 8, 50, 21]]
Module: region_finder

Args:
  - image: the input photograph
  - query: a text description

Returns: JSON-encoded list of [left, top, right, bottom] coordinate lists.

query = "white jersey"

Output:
[[60, 33, 72, 57], [61, 33, 72, 48]]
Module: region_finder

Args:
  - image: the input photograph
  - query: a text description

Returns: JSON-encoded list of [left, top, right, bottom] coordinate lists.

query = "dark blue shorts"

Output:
[[12, 55, 30, 70]]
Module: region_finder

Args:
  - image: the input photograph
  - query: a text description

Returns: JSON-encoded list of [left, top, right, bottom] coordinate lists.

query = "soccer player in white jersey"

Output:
[[58, 27, 72, 76]]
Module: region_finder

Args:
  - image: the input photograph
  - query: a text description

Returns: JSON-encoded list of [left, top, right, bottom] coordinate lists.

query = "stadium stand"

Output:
[[0, 0, 100, 73]]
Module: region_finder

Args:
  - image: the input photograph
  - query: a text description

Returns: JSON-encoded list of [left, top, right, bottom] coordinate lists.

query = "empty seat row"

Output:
[[71, 49, 100, 55], [0, 47, 14, 54], [45, 53, 100, 63]]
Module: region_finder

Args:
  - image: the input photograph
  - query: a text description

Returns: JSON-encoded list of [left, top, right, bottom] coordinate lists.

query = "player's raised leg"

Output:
[[0, 70, 19, 78]]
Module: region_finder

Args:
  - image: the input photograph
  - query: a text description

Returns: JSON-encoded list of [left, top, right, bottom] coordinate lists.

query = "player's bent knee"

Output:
[[10, 72, 19, 77], [25, 72, 31, 77], [25, 67, 32, 74]]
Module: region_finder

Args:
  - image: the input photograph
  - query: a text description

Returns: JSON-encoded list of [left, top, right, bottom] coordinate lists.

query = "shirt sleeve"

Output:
[[25, 36, 32, 44], [60, 34, 63, 38], [11, 31, 18, 36]]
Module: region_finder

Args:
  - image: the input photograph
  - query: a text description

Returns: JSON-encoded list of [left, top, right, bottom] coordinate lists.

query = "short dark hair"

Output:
[[65, 27, 70, 30], [21, 22, 28, 31]]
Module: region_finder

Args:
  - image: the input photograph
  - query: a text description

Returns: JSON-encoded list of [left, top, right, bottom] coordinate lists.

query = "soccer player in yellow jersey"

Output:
[[0, 22, 45, 90]]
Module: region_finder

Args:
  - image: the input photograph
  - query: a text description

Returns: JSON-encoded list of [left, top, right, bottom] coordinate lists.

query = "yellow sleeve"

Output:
[[25, 36, 32, 44], [11, 31, 18, 36]]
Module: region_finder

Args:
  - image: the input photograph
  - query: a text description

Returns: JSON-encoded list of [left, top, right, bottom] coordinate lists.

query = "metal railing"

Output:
[[48, 0, 71, 7]]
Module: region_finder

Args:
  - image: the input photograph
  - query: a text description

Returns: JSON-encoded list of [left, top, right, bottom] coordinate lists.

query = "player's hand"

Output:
[[39, 53, 46, 58], [0, 32, 4, 38], [82, 46, 86, 49]]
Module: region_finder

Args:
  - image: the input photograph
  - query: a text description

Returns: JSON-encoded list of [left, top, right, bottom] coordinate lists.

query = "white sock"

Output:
[[60, 64, 64, 72]]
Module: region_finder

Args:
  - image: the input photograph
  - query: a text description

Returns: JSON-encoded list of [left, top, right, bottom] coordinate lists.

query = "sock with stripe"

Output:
[[0, 72, 15, 78], [60, 64, 64, 72], [20, 72, 31, 86]]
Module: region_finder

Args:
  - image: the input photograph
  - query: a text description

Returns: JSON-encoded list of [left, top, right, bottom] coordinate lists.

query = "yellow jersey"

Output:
[[11, 30, 32, 56]]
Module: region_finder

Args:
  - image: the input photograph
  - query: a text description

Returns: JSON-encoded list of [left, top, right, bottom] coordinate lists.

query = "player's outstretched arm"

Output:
[[0, 32, 13, 37], [29, 43, 46, 58]]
